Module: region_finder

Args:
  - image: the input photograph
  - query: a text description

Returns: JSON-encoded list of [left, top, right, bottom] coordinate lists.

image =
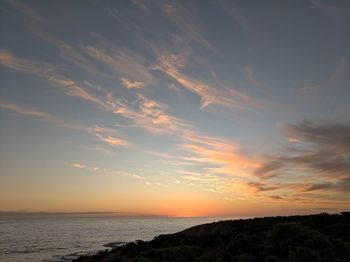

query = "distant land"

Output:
[[74, 212, 350, 262], [0, 211, 169, 220]]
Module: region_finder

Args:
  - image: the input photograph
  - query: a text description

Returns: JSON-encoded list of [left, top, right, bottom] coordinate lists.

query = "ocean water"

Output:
[[0, 215, 233, 262]]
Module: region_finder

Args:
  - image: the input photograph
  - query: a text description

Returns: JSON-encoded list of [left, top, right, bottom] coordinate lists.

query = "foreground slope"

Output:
[[74, 213, 350, 262]]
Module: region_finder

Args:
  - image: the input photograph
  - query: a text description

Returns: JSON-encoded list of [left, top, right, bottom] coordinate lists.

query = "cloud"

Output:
[[154, 51, 260, 109], [108, 93, 190, 135], [247, 182, 280, 192], [0, 50, 48, 75], [268, 195, 283, 200], [120, 78, 146, 89], [130, 0, 149, 11], [46, 75, 108, 109], [9, 1, 115, 79], [254, 160, 284, 179], [161, 2, 214, 51], [0, 100, 130, 149], [9, 0, 42, 21], [0, 102, 51, 120], [143, 150, 174, 159], [71, 163, 144, 180], [72, 163, 85, 169], [108, 94, 261, 194], [0, 100, 83, 130], [284, 121, 350, 150], [95, 133, 129, 147], [301, 177, 350, 193], [287, 150, 350, 177], [0, 50, 107, 109], [179, 132, 259, 179], [90, 125, 130, 148], [252, 121, 350, 203], [176, 170, 220, 184], [303, 85, 320, 92], [219, 0, 264, 41], [85, 46, 156, 85], [256, 121, 350, 179]]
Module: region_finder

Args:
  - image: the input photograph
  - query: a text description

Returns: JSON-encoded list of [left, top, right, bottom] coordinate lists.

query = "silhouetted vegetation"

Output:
[[74, 213, 350, 262]]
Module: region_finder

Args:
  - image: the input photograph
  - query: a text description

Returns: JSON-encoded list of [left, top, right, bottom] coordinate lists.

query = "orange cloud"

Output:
[[120, 78, 145, 89], [108, 93, 191, 135], [95, 133, 129, 147], [180, 132, 259, 175], [71, 163, 85, 169]]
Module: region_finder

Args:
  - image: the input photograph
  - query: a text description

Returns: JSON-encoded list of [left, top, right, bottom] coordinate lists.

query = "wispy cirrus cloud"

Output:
[[9, 0, 113, 79], [0, 50, 48, 75], [161, 2, 214, 51], [0, 50, 107, 109], [219, 0, 265, 41], [34, 29, 111, 79], [106, 92, 261, 191], [85, 45, 156, 85], [0, 100, 130, 149], [154, 51, 260, 109], [0, 101, 51, 120], [176, 170, 220, 183], [180, 132, 259, 176], [95, 133, 129, 148], [120, 78, 145, 89], [9, 0, 42, 21], [107, 93, 191, 135], [46, 74, 108, 109], [71, 162, 145, 181], [0, 100, 83, 131]]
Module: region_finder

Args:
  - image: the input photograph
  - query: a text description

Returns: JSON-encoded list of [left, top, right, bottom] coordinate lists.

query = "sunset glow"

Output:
[[0, 0, 349, 217]]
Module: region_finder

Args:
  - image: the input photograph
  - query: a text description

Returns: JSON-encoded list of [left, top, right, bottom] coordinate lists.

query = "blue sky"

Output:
[[0, 0, 349, 216]]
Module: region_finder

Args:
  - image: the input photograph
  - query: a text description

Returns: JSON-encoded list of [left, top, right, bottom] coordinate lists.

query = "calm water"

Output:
[[0, 216, 233, 262]]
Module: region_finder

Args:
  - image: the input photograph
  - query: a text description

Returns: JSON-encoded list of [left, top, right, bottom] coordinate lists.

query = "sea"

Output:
[[0, 214, 239, 262]]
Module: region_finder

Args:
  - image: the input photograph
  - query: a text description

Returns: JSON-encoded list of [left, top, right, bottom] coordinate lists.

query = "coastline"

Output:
[[73, 212, 350, 262]]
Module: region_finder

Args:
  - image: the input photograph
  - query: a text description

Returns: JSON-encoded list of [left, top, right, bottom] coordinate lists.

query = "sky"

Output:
[[0, 0, 349, 217]]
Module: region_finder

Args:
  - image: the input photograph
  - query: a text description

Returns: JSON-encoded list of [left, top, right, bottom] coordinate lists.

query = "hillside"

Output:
[[74, 213, 350, 262]]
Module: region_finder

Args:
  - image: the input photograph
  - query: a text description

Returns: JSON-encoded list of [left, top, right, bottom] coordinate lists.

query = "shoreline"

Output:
[[73, 212, 350, 262]]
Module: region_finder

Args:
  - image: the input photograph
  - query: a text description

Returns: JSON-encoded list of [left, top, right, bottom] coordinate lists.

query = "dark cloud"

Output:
[[248, 182, 279, 192], [303, 177, 350, 192], [256, 121, 350, 179], [254, 160, 283, 178], [284, 121, 350, 150], [268, 195, 283, 200], [253, 121, 350, 202], [304, 182, 335, 192], [288, 150, 350, 176]]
